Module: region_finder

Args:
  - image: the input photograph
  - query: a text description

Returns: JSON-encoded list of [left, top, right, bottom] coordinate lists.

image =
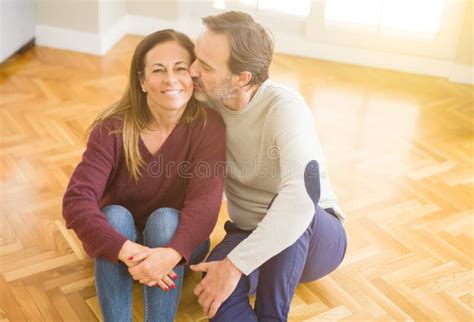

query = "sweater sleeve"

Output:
[[62, 121, 128, 262], [227, 99, 318, 275], [167, 112, 226, 263]]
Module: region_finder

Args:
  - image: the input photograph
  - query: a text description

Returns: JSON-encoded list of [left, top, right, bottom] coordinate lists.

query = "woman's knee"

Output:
[[102, 205, 136, 241], [143, 207, 180, 247]]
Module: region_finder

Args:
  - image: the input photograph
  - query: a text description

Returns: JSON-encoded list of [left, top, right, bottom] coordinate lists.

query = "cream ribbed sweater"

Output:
[[212, 80, 345, 275]]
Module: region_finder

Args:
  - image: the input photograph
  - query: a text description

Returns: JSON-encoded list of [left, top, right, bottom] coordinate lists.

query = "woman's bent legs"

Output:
[[95, 205, 136, 322], [142, 207, 211, 322], [95, 206, 211, 322], [142, 207, 182, 322]]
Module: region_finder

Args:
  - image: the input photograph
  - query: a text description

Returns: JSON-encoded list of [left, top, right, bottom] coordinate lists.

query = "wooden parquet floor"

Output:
[[0, 35, 473, 321]]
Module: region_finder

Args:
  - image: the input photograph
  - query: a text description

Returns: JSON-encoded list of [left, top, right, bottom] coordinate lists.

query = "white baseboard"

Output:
[[35, 14, 473, 85], [35, 25, 103, 55], [273, 32, 455, 79], [448, 64, 474, 85]]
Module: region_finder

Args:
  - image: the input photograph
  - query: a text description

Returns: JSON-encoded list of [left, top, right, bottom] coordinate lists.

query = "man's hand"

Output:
[[190, 257, 242, 318], [128, 247, 182, 291]]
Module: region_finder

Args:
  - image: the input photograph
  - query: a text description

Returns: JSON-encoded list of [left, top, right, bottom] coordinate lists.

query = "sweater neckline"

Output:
[[138, 122, 183, 159]]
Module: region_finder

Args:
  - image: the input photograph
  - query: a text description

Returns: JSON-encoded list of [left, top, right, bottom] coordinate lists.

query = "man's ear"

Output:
[[236, 71, 253, 88]]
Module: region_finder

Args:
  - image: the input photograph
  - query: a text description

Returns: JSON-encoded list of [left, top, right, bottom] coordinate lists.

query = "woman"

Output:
[[62, 29, 226, 321]]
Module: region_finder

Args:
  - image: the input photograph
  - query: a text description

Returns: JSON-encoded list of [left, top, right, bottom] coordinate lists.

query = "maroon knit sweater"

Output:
[[62, 109, 225, 263]]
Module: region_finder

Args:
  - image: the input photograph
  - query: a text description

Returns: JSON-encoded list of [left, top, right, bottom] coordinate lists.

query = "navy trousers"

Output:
[[207, 207, 347, 322]]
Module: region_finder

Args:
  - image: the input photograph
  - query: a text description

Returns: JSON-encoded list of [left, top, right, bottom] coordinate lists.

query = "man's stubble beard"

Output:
[[193, 77, 236, 110]]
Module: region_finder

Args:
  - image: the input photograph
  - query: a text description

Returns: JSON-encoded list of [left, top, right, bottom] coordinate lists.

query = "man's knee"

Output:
[[210, 279, 258, 322], [206, 239, 236, 263]]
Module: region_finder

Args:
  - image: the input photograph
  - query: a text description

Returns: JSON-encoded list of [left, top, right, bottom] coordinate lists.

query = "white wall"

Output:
[[0, 0, 35, 63], [34, 0, 126, 55], [35, 0, 100, 33]]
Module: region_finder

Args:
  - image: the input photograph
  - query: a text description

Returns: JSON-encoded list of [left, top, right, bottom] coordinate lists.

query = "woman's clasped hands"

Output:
[[118, 240, 182, 292]]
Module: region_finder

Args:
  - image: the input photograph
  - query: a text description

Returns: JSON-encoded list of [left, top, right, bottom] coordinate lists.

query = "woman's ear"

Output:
[[138, 71, 147, 93]]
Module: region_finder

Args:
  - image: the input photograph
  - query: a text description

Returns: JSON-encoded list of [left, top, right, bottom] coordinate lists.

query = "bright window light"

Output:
[[324, 0, 446, 36], [242, 0, 258, 6], [213, 0, 255, 10], [214, 0, 226, 10], [380, 0, 445, 34], [213, 0, 312, 17], [258, 0, 311, 17], [325, 0, 382, 27]]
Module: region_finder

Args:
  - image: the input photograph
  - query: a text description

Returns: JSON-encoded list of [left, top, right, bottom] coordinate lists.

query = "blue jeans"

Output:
[[95, 205, 210, 322]]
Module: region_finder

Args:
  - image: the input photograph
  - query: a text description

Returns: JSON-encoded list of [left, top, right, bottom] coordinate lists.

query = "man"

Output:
[[189, 11, 347, 322]]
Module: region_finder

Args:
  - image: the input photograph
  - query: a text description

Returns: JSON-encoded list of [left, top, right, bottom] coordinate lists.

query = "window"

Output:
[[213, 0, 312, 17], [209, 0, 466, 60], [324, 0, 447, 38]]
